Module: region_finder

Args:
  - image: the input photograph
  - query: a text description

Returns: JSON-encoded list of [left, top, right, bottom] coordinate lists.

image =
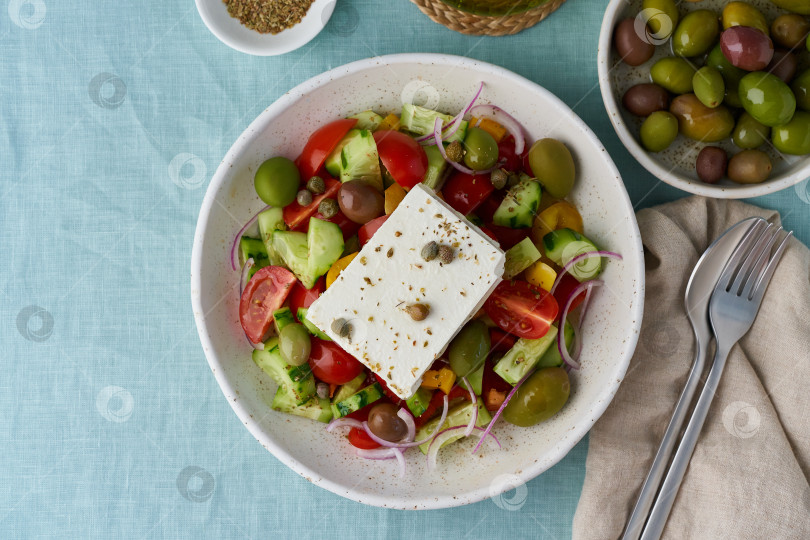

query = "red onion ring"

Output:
[[428, 426, 501, 471], [472, 369, 534, 454], [549, 251, 623, 295], [361, 394, 449, 449], [355, 448, 397, 460], [415, 81, 484, 144], [461, 377, 478, 437], [468, 104, 526, 154], [326, 417, 364, 432], [239, 258, 255, 295], [392, 448, 406, 478], [558, 280, 603, 370], [230, 205, 271, 271], [397, 408, 416, 442]]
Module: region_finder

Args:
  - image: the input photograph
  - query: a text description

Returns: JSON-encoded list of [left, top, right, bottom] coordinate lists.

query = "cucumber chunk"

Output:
[[416, 401, 491, 454], [340, 130, 383, 191], [536, 320, 574, 369], [257, 207, 287, 266], [332, 372, 367, 403], [271, 387, 333, 423], [272, 230, 309, 283], [331, 383, 383, 418], [503, 237, 542, 279], [459, 364, 484, 396], [324, 129, 363, 177], [422, 144, 448, 190], [406, 387, 434, 418], [252, 342, 316, 405], [493, 325, 559, 385], [400, 103, 467, 143], [272, 307, 296, 334], [239, 237, 269, 278], [492, 176, 542, 229], [306, 218, 344, 288], [543, 228, 602, 281], [349, 110, 384, 131], [297, 307, 331, 341]]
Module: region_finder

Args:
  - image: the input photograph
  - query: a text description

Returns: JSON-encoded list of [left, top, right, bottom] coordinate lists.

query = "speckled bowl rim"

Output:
[[597, 0, 810, 199], [191, 53, 645, 509]]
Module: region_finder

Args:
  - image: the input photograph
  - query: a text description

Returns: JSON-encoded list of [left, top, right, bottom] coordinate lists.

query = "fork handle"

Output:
[[622, 338, 708, 540], [640, 343, 732, 540]]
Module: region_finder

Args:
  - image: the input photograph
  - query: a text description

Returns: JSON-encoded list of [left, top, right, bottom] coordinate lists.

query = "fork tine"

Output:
[[716, 220, 769, 292], [736, 226, 781, 297], [750, 231, 793, 301]]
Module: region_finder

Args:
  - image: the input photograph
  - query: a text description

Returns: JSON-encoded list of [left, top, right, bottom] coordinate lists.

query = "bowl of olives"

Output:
[[599, 0, 810, 197]]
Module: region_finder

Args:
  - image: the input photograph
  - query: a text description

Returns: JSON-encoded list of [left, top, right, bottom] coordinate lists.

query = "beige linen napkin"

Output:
[[572, 196, 810, 540]]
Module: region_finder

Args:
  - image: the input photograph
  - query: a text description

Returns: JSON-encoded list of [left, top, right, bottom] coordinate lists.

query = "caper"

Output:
[[331, 318, 352, 338], [296, 189, 313, 207], [307, 175, 326, 194], [490, 169, 508, 190], [506, 172, 521, 187], [438, 244, 454, 264], [421, 241, 439, 262], [405, 303, 430, 321], [318, 198, 339, 218], [445, 140, 464, 162]]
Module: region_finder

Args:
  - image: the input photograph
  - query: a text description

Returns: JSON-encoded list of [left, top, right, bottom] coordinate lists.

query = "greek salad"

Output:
[[233, 83, 622, 474]]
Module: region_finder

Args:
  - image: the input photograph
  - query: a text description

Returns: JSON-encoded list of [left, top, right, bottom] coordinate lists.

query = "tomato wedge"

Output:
[[348, 427, 380, 449], [489, 328, 517, 354], [482, 359, 512, 412], [483, 280, 559, 339], [308, 339, 364, 385], [358, 214, 389, 246], [239, 266, 297, 344], [442, 170, 495, 216], [485, 223, 530, 250], [296, 119, 357, 180], [288, 277, 325, 317], [497, 136, 524, 172], [283, 176, 341, 230], [373, 131, 428, 189]]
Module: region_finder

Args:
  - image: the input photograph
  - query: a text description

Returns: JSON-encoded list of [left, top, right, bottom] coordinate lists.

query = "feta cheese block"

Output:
[[306, 184, 505, 399]]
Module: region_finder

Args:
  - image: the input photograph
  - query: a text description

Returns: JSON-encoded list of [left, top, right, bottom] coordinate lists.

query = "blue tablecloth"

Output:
[[2, 0, 808, 537]]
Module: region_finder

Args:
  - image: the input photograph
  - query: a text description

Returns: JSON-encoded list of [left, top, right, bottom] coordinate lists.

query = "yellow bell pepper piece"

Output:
[[384, 183, 407, 215], [420, 367, 456, 394], [524, 261, 558, 292], [377, 114, 400, 131], [326, 252, 358, 289], [531, 201, 584, 247], [470, 117, 508, 142]]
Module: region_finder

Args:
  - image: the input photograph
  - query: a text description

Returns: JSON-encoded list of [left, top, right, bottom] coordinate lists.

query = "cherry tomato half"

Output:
[[308, 339, 364, 385], [442, 170, 496, 216], [373, 131, 428, 189], [296, 119, 357, 180], [239, 266, 297, 344], [288, 277, 325, 321], [283, 176, 341, 230], [358, 214, 389, 246], [483, 280, 559, 339]]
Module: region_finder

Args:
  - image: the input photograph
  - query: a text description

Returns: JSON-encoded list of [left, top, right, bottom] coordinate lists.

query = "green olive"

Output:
[[739, 72, 797, 127], [792, 69, 810, 112], [772, 111, 810, 155], [503, 367, 571, 427], [448, 320, 490, 378], [651, 57, 696, 94], [278, 323, 311, 366], [693, 66, 725, 108], [733, 112, 770, 149], [722, 2, 769, 35], [463, 127, 499, 171], [670, 94, 735, 142], [706, 44, 746, 92], [770, 0, 810, 16], [728, 150, 772, 184], [642, 0, 679, 40], [641, 111, 679, 152], [527, 138, 576, 198], [725, 86, 743, 108], [254, 157, 300, 207], [672, 10, 720, 58]]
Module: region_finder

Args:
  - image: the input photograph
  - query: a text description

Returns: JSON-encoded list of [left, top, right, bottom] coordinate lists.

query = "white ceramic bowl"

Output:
[[598, 0, 810, 198], [195, 0, 335, 56], [191, 54, 645, 509]]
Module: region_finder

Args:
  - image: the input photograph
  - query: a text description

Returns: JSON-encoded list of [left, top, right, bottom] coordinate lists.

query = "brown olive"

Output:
[[614, 18, 655, 66], [367, 403, 408, 442], [338, 181, 384, 224], [622, 83, 670, 116], [771, 14, 810, 50], [767, 50, 798, 84], [728, 149, 772, 184], [696, 146, 728, 184]]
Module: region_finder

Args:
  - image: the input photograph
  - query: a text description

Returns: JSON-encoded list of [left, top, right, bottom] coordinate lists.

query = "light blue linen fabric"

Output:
[[1, 0, 807, 538]]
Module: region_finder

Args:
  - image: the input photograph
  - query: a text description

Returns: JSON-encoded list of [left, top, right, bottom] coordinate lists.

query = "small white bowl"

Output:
[[191, 54, 645, 509], [195, 0, 335, 56], [598, 0, 810, 198]]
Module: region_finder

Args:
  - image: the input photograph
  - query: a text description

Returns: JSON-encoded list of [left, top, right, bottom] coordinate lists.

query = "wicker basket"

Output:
[[410, 0, 567, 36]]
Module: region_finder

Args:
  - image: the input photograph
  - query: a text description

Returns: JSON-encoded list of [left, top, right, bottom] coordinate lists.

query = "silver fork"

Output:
[[640, 223, 793, 540]]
